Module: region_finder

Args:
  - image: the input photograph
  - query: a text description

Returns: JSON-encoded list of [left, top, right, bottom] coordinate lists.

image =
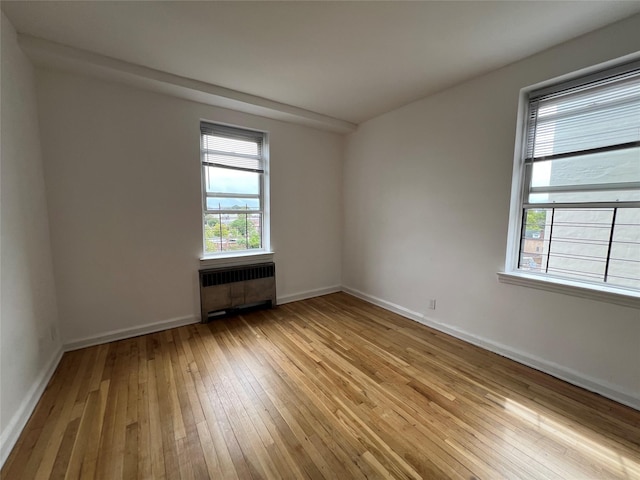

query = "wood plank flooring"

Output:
[[3, 292, 640, 479]]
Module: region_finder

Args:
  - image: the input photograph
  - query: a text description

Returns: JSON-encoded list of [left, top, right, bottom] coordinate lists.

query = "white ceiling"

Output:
[[3, 1, 640, 125]]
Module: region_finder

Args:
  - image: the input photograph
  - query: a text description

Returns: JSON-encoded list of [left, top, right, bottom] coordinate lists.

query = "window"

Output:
[[507, 61, 640, 294], [200, 122, 268, 255]]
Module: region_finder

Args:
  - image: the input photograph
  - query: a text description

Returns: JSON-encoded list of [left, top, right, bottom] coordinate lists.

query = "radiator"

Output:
[[199, 262, 276, 322]]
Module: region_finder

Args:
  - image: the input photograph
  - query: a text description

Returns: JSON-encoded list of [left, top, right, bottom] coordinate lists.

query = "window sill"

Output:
[[200, 251, 274, 269], [497, 271, 640, 309]]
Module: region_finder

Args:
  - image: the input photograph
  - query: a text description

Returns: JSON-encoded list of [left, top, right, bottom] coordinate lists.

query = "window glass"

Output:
[[204, 167, 260, 195]]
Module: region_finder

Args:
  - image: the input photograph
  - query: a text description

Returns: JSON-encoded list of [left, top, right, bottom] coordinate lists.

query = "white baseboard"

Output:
[[277, 285, 342, 305], [63, 285, 344, 351], [64, 287, 342, 352], [0, 346, 63, 468], [64, 315, 198, 352], [342, 286, 640, 411]]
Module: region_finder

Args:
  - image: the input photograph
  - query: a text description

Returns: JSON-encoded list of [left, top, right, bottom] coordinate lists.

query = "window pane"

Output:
[[528, 147, 640, 204], [205, 166, 260, 195], [519, 207, 640, 288], [204, 213, 263, 253], [546, 209, 611, 281], [607, 208, 640, 289], [531, 148, 640, 188], [206, 197, 260, 211], [519, 209, 548, 272]]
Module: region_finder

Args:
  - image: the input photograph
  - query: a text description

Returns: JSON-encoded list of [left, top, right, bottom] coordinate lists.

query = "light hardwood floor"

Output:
[[3, 293, 639, 479]]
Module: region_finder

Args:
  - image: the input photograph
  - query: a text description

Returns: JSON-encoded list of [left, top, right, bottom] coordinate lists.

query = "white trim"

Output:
[[262, 132, 271, 254], [277, 285, 342, 305], [200, 251, 274, 269], [341, 286, 427, 324], [341, 285, 640, 411], [505, 88, 530, 272], [64, 315, 198, 352], [497, 271, 640, 309], [17, 34, 356, 134], [0, 347, 64, 468]]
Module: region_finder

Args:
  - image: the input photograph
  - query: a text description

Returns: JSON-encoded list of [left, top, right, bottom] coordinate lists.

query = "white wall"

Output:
[[343, 14, 640, 408], [0, 12, 62, 464], [35, 69, 343, 345]]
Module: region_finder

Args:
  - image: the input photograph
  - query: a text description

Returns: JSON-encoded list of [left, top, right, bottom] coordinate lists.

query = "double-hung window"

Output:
[[507, 61, 640, 295], [200, 122, 268, 255]]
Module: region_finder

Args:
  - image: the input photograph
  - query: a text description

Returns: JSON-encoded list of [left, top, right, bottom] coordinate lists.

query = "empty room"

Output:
[[1, 1, 639, 479]]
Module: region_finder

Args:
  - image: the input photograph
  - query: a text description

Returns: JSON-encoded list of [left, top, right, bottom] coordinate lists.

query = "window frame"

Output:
[[501, 58, 640, 308], [199, 121, 271, 258]]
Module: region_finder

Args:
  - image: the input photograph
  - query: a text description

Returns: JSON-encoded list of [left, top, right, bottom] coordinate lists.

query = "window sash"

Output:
[[517, 207, 640, 289], [522, 63, 640, 208]]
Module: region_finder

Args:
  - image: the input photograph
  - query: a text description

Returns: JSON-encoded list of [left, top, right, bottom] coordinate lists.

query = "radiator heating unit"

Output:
[[199, 262, 276, 322]]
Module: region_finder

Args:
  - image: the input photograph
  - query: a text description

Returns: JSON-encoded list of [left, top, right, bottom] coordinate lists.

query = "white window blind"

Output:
[[201, 123, 265, 173]]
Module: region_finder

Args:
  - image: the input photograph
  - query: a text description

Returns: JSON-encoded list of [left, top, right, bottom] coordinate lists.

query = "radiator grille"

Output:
[[200, 263, 275, 287]]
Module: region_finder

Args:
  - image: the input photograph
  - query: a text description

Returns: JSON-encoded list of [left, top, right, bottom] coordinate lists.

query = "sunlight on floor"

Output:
[[504, 398, 640, 479]]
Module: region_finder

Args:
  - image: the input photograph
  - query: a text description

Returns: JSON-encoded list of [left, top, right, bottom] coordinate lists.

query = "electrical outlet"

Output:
[[428, 299, 436, 310]]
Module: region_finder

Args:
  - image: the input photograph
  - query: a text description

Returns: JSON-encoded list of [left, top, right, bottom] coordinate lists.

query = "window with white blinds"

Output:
[[514, 61, 640, 291], [200, 122, 268, 254]]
